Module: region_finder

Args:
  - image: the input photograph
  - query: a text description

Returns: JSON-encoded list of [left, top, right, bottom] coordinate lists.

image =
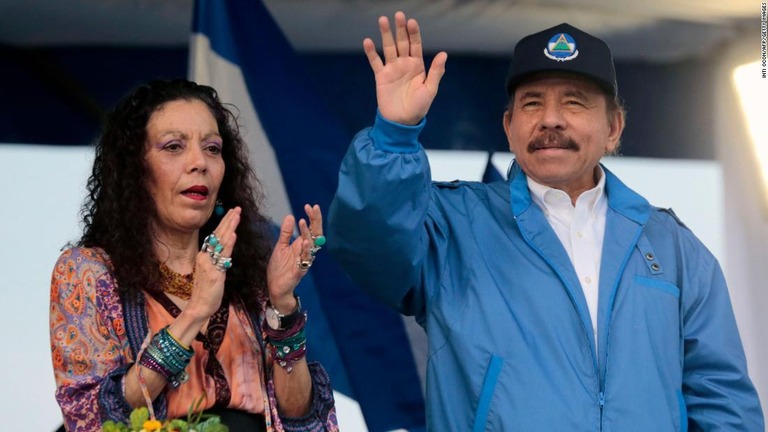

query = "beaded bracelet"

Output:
[[271, 329, 307, 360], [138, 326, 194, 388], [269, 338, 307, 373], [264, 312, 308, 373]]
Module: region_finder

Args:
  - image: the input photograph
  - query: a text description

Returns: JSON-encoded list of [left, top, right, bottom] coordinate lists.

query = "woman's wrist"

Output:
[[269, 293, 298, 315], [170, 307, 208, 344]]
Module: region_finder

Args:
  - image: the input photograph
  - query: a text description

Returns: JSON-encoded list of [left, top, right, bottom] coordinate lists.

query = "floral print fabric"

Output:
[[50, 247, 338, 431]]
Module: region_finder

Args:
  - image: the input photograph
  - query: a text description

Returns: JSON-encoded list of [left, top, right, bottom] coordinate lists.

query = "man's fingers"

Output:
[[426, 51, 448, 92], [407, 18, 422, 59], [379, 16, 397, 63], [394, 11, 409, 60], [364, 38, 383, 74]]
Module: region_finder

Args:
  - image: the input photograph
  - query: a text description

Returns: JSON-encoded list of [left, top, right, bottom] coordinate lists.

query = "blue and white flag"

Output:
[[482, 152, 505, 183], [190, 1, 426, 430]]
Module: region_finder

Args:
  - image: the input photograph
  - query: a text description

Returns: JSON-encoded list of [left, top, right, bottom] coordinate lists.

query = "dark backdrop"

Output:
[[0, 45, 715, 159]]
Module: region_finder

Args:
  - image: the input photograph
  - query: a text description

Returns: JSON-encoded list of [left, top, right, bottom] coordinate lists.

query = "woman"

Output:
[[49, 79, 337, 431]]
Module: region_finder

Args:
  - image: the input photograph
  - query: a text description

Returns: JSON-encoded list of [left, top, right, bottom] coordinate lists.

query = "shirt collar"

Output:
[[527, 165, 607, 213]]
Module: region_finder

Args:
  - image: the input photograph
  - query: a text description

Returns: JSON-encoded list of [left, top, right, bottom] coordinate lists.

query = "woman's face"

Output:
[[144, 99, 225, 237]]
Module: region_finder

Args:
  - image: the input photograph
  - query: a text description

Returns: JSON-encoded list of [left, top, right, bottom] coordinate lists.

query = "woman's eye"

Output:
[[164, 142, 183, 151], [206, 144, 222, 154]]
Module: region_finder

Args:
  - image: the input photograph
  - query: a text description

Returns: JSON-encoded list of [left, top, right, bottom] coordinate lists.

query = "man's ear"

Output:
[[502, 109, 513, 141], [606, 109, 625, 154]]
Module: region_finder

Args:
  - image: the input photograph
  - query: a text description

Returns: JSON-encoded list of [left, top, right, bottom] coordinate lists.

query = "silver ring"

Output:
[[202, 234, 232, 271], [201, 233, 224, 255], [211, 255, 232, 272], [297, 258, 312, 270]]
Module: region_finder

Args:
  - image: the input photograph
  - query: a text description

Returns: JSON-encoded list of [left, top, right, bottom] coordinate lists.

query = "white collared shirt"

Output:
[[527, 167, 608, 345]]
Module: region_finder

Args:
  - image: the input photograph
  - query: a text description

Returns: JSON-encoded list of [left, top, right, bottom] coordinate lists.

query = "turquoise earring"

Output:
[[214, 200, 225, 217]]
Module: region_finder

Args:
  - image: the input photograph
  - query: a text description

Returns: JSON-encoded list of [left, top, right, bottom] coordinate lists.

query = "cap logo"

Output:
[[544, 33, 578, 61]]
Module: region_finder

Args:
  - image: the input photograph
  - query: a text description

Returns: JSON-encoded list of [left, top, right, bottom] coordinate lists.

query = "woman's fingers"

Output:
[[277, 214, 296, 248], [213, 207, 241, 256], [199, 206, 241, 275], [305, 204, 324, 237], [191, 207, 241, 315]]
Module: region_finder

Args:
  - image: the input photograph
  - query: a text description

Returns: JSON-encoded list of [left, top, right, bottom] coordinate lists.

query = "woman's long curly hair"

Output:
[[79, 79, 273, 313]]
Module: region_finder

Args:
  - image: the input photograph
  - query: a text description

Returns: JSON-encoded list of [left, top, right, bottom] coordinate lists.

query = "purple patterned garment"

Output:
[[50, 247, 338, 431]]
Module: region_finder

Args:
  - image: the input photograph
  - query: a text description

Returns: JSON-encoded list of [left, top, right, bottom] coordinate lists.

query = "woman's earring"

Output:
[[214, 200, 225, 217]]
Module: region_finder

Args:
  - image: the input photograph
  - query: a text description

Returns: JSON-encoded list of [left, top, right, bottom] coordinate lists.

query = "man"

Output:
[[328, 12, 764, 431]]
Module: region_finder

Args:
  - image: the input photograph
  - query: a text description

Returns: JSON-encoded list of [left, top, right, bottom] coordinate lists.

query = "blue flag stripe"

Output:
[[192, 1, 426, 430]]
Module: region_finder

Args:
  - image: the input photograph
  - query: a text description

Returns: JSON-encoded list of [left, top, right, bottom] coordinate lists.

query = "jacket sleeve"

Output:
[[50, 248, 165, 430], [328, 112, 439, 317], [266, 362, 338, 431], [681, 253, 765, 431]]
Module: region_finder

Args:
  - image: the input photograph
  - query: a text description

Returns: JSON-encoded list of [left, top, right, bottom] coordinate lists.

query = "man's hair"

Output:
[[79, 79, 273, 313]]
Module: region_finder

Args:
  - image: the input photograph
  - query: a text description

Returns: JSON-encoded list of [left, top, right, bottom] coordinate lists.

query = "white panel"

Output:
[[0, 144, 92, 430]]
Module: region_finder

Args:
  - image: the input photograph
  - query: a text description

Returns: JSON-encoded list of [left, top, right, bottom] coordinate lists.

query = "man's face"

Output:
[[503, 73, 624, 198]]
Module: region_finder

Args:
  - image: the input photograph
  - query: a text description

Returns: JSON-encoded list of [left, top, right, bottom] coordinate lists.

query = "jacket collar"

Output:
[[508, 160, 650, 225]]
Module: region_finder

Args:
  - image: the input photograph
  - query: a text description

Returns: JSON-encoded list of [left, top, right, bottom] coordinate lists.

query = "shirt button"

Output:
[[584, 276, 592, 284], [577, 231, 583, 238]]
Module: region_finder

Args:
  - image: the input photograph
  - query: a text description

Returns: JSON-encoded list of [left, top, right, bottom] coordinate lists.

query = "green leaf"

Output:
[[129, 407, 150, 430], [166, 419, 189, 432], [187, 394, 208, 425], [196, 417, 228, 432], [102, 420, 130, 432], [101, 420, 119, 432]]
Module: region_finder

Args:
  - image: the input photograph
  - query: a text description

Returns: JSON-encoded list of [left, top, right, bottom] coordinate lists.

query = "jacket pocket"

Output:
[[633, 275, 680, 298], [473, 355, 504, 432]]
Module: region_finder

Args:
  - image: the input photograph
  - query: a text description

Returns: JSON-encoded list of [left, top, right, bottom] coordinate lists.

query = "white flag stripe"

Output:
[[189, 33, 292, 223], [190, 31, 370, 430]]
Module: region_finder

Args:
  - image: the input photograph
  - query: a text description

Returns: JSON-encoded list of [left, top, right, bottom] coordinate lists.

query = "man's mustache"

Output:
[[527, 132, 580, 153]]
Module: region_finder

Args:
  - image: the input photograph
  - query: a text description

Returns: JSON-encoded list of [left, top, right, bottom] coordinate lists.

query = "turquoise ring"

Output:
[[312, 235, 326, 247]]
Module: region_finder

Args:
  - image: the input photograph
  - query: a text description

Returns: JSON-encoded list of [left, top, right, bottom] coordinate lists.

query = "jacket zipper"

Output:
[[515, 211, 609, 430], [599, 391, 605, 430]]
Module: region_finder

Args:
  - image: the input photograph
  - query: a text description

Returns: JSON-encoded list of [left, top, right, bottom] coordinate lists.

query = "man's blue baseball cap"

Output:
[[505, 23, 618, 97]]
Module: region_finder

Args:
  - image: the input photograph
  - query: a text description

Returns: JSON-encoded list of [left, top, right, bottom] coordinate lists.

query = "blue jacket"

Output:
[[328, 114, 764, 431]]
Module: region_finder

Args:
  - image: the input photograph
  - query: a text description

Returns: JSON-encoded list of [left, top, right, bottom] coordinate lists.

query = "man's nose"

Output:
[[538, 103, 566, 131]]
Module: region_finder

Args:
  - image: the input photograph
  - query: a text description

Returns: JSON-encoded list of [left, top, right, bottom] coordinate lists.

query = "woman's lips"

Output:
[[181, 185, 209, 201]]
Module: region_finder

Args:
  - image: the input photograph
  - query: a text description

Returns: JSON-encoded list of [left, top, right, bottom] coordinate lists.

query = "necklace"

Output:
[[159, 262, 194, 300]]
